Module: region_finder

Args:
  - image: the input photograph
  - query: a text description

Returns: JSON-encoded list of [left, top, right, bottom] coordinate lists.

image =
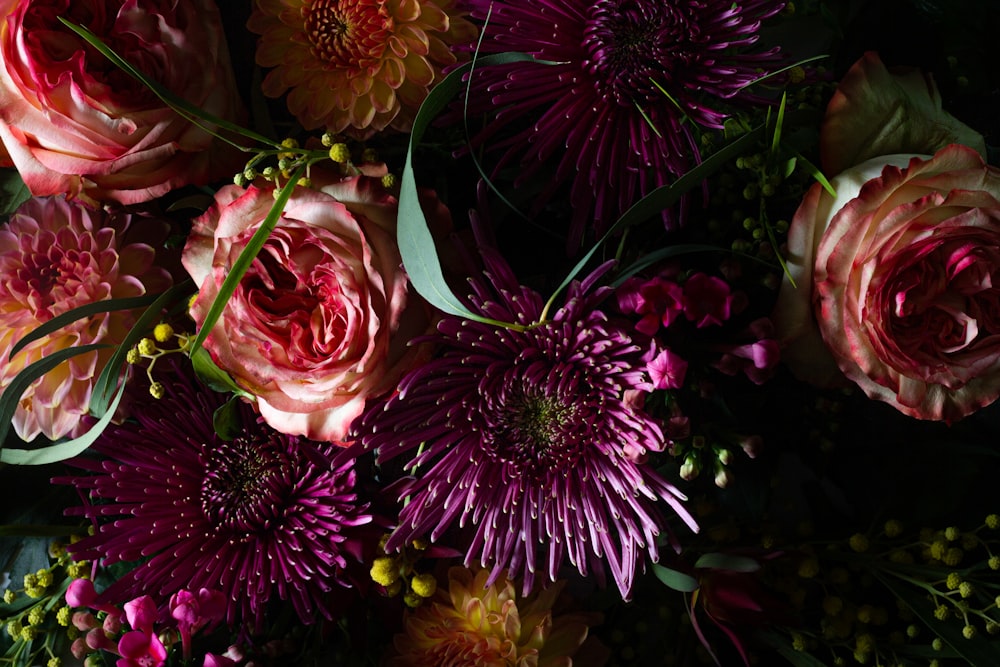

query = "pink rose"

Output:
[[0, 0, 243, 204], [182, 177, 432, 442], [0, 196, 172, 440], [774, 145, 1000, 422]]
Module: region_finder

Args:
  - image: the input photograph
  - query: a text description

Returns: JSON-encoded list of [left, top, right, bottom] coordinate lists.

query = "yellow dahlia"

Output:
[[248, 0, 477, 137], [388, 566, 608, 666]]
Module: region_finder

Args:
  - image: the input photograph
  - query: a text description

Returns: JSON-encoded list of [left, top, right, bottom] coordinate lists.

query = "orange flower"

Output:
[[388, 567, 607, 667], [248, 0, 477, 137]]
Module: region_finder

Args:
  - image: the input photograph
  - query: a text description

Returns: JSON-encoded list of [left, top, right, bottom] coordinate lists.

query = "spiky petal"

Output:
[[460, 0, 787, 246], [355, 237, 698, 598], [56, 363, 373, 634]]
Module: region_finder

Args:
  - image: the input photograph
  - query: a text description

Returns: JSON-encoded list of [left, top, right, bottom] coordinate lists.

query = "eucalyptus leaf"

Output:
[[398, 52, 541, 329], [0, 375, 127, 465], [8, 294, 160, 361], [0, 344, 107, 452], [651, 563, 699, 593], [694, 553, 761, 573]]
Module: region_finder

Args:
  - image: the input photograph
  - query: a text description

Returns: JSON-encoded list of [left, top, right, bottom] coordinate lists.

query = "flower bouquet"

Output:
[[1, 0, 999, 665]]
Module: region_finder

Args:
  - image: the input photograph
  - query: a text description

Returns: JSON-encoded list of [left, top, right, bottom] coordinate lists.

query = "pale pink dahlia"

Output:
[[354, 230, 698, 598], [388, 566, 608, 666], [248, 0, 478, 136], [0, 196, 171, 441], [460, 0, 787, 246], [57, 362, 374, 634]]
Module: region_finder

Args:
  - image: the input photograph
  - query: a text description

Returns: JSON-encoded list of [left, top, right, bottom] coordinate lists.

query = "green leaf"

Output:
[[613, 244, 730, 287], [0, 524, 83, 537], [398, 52, 542, 329], [0, 374, 127, 465], [90, 281, 193, 418], [190, 346, 249, 397], [0, 168, 30, 217], [783, 143, 836, 197], [0, 344, 107, 452], [694, 553, 761, 573], [212, 396, 244, 441], [187, 168, 305, 358], [8, 294, 161, 361], [651, 563, 699, 593]]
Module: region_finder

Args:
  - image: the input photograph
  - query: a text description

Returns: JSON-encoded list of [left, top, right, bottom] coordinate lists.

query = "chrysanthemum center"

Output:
[[302, 0, 391, 68], [200, 434, 291, 532], [581, 0, 694, 105], [483, 380, 586, 477]]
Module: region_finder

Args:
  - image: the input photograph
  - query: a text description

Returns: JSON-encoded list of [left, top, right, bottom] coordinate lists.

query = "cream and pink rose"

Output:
[[0, 196, 172, 440], [0, 0, 243, 204], [182, 176, 432, 443], [774, 145, 1000, 422]]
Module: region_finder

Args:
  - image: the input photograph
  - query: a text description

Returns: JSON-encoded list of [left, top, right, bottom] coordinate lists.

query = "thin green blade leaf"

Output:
[[90, 281, 193, 417], [9, 294, 161, 361], [399, 53, 541, 329], [539, 125, 766, 319], [57, 19, 275, 149], [187, 169, 305, 358], [1, 377, 127, 465], [0, 344, 107, 452]]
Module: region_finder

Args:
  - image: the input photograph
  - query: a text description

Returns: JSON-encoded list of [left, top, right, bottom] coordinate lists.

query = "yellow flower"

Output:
[[388, 566, 606, 666], [248, 0, 478, 137]]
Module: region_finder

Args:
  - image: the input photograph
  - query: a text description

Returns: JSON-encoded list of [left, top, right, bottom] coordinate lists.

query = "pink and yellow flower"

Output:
[[0, 196, 171, 440], [248, 0, 478, 137], [388, 566, 608, 667]]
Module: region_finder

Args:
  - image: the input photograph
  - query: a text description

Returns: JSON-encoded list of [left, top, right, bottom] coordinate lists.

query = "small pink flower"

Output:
[[617, 276, 685, 335], [123, 596, 158, 635], [117, 629, 168, 667], [648, 348, 688, 390], [714, 318, 781, 385], [682, 273, 734, 328], [170, 589, 226, 660]]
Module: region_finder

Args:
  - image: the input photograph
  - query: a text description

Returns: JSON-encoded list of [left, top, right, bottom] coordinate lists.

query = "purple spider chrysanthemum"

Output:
[[461, 0, 787, 247], [56, 364, 373, 634], [354, 233, 698, 598]]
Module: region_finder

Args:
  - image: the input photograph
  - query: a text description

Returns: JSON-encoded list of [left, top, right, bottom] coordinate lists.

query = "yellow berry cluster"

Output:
[[369, 535, 440, 608], [771, 514, 1000, 666], [233, 133, 396, 193], [1, 538, 89, 667], [125, 322, 190, 398]]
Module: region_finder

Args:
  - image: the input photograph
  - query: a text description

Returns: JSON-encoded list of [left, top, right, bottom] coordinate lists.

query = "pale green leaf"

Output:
[[1, 378, 127, 465], [651, 563, 699, 593]]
